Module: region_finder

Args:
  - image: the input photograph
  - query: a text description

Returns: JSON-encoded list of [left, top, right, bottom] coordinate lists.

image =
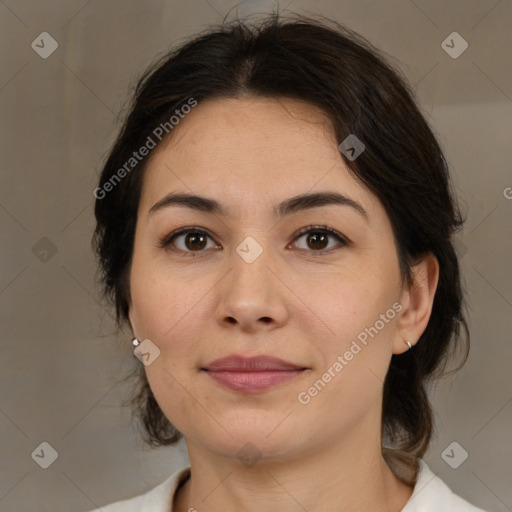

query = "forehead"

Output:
[[139, 97, 377, 219]]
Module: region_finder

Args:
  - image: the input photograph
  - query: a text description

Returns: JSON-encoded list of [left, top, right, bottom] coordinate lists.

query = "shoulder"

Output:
[[402, 459, 488, 512], [83, 466, 191, 512]]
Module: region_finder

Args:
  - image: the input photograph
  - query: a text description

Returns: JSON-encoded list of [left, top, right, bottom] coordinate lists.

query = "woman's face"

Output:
[[128, 96, 413, 461]]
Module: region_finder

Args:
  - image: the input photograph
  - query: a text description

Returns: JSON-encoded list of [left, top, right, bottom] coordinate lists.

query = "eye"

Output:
[[158, 227, 218, 257], [291, 224, 349, 254], [158, 224, 349, 257]]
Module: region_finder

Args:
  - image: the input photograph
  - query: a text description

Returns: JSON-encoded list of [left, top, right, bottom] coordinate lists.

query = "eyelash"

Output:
[[158, 224, 349, 258]]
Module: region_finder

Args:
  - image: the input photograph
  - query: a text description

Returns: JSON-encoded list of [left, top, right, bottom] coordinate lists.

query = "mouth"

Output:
[[201, 355, 309, 393]]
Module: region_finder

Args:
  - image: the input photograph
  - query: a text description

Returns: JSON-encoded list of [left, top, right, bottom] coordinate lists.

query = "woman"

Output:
[[91, 12, 487, 512]]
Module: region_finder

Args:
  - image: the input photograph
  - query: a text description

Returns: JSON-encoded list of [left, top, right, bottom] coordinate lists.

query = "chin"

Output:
[[196, 420, 307, 461]]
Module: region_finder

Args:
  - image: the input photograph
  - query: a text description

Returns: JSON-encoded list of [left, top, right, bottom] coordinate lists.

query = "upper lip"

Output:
[[202, 355, 307, 372]]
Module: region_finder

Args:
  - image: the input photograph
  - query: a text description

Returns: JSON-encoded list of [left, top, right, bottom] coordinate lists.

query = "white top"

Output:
[[90, 459, 488, 511]]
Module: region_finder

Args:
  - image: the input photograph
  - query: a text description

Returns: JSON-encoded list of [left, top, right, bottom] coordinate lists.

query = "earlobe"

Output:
[[393, 253, 440, 354]]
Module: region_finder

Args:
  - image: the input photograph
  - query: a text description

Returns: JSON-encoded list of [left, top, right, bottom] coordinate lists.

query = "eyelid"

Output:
[[158, 224, 350, 256], [292, 224, 350, 248], [157, 226, 219, 253]]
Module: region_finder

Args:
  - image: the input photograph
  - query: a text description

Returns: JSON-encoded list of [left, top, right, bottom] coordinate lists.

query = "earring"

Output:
[[132, 338, 140, 348], [405, 340, 413, 350]]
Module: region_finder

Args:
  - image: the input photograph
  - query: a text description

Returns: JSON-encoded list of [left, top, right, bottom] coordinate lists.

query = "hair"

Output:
[[92, 11, 470, 485]]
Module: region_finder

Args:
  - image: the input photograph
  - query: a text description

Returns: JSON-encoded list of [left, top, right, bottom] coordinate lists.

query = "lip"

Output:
[[202, 355, 306, 372], [201, 355, 309, 393]]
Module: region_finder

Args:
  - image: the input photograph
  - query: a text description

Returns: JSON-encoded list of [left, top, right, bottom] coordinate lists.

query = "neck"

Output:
[[173, 421, 415, 512]]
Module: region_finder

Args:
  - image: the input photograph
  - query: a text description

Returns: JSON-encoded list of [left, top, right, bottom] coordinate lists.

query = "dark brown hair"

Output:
[[92, 12, 469, 485]]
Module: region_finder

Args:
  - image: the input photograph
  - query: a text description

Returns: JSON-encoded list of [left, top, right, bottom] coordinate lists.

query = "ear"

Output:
[[393, 252, 440, 354]]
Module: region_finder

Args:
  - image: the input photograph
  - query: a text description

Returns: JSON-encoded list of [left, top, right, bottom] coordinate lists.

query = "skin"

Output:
[[128, 96, 439, 512]]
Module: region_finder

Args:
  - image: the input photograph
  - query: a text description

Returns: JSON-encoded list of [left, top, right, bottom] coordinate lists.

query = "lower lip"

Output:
[[203, 369, 306, 392]]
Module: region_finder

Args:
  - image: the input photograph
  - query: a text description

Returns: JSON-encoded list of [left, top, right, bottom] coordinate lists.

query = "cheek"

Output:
[[129, 251, 187, 336], [129, 261, 216, 375], [295, 278, 397, 427], [301, 264, 394, 332], [300, 265, 399, 381]]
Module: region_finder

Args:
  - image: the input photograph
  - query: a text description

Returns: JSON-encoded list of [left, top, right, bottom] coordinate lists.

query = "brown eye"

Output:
[[159, 228, 218, 257], [292, 225, 348, 253], [183, 232, 208, 251], [159, 225, 348, 258], [305, 232, 329, 250]]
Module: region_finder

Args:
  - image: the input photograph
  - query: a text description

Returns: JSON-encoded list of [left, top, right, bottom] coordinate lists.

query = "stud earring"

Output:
[[405, 340, 413, 350], [132, 338, 140, 348]]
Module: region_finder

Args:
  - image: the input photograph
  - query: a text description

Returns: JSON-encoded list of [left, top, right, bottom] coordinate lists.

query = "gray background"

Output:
[[1, 0, 511, 511]]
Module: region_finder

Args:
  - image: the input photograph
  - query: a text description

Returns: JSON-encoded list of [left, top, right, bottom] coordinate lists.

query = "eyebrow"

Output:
[[148, 191, 369, 221]]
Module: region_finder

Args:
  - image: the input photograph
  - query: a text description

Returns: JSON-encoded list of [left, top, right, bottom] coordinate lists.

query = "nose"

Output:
[[215, 238, 289, 332]]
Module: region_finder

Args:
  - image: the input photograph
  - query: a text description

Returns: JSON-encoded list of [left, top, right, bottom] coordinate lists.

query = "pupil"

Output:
[[186, 233, 206, 250], [308, 232, 327, 250]]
